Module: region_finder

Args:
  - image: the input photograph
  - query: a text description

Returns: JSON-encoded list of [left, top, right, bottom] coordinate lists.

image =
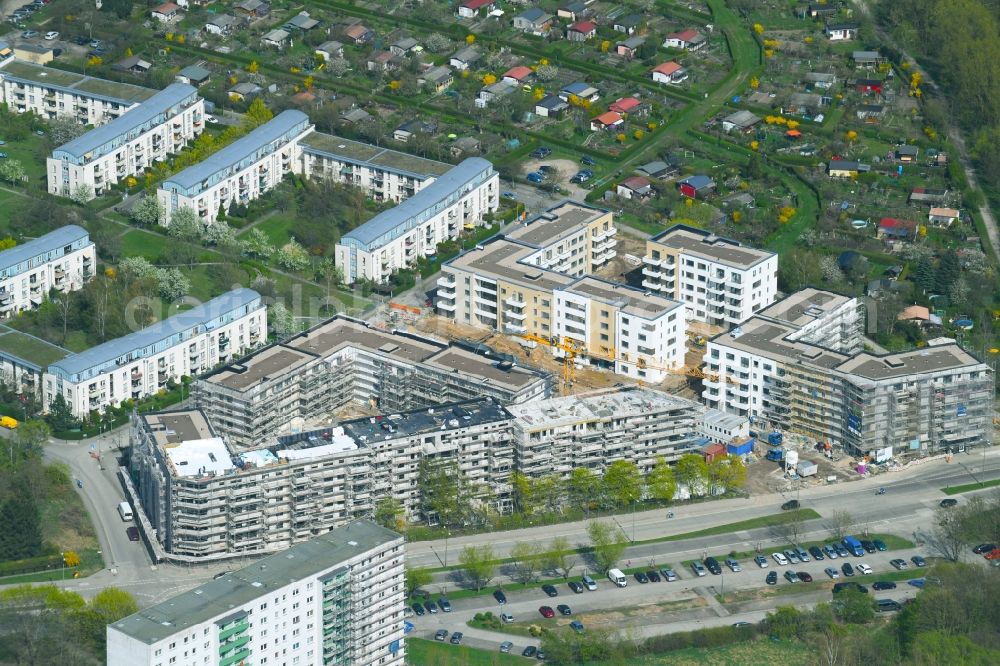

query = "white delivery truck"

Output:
[[607, 568, 627, 587], [118, 501, 133, 522]]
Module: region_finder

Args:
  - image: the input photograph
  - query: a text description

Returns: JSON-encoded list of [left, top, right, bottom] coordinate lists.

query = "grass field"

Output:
[[245, 214, 298, 246], [628, 638, 811, 665], [406, 637, 530, 664], [119, 229, 173, 262], [942, 478, 1000, 495]]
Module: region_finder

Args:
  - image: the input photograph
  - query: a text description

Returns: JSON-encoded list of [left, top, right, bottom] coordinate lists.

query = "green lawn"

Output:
[[0, 327, 70, 367], [627, 638, 812, 665], [245, 214, 298, 246], [942, 478, 1000, 495], [0, 190, 22, 236], [120, 229, 172, 262], [405, 637, 530, 665]]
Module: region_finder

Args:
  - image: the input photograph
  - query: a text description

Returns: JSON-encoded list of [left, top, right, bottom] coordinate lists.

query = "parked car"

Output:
[[825, 567, 840, 579], [450, 632, 463, 645], [939, 498, 958, 508], [795, 547, 810, 562], [21, 30, 38, 38], [526, 171, 545, 184], [438, 598, 451, 612], [634, 571, 649, 583], [890, 559, 908, 570], [530, 147, 552, 158], [660, 568, 678, 582], [569, 620, 585, 633], [493, 590, 507, 605], [538, 165, 555, 174], [842, 563, 855, 577], [910, 556, 927, 568], [424, 601, 438, 614], [754, 554, 769, 568], [43, 31, 59, 40], [872, 581, 897, 591], [72, 35, 89, 45], [876, 599, 902, 612], [833, 582, 869, 594], [704, 557, 722, 575], [568, 581, 583, 594], [781, 499, 800, 510], [580, 155, 596, 166], [500, 612, 514, 623], [646, 570, 661, 582], [835, 543, 851, 558], [861, 540, 876, 553], [873, 540, 888, 552], [973, 543, 997, 554], [797, 571, 813, 583], [725, 558, 742, 572], [126, 526, 140, 541], [582, 575, 597, 591], [500, 641, 513, 653], [766, 571, 778, 585], [823, 544, 839, 559], [541, 584, 558, 598], [539, 606, 555, 619], [556, 604, 572, 616], [501, 190, 517, 199], [856, 563, 873, 575], [809, 546, 825, 561], [522, 646, 537, 658], [784, 570, 800, 583], [772, 552, 789, 566], [690, 561, 707, 577], [411, 603, 425, 616], [783, 549, 801, 564], [75, 478, 83, 488], [434, 629, 447, 641]]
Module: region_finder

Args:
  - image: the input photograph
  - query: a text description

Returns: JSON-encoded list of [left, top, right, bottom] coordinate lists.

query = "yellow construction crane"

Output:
[[518, 334, 736, 386]]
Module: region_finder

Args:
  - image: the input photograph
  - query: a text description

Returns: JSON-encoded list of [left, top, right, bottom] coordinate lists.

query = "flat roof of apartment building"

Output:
[[564, 275, 682, 318], [162, 110, 310, 194], [836, 344, 986, 381], [109, 521, 401, 645], [756, 288, 854, 329], [203, 344, 318, 391], [341, 396, 511, 443], [48, 288, 261, 380], [0, 224, 89, 274], [142, 410, 216, 446], [0, 326, 70, 370], [285, 316, 442, 363], [712, 316, 850, 369], [52, 83, 197, 162], [508, 386, 696, 431], [0, 59, 156, 104], [422, 346, 540, 389], [445, 237, 575, 291], [505, 200, 608, 248], [340, 157, 495, 250], [650, 224, 775, 270], [300, 130, 451, 179]]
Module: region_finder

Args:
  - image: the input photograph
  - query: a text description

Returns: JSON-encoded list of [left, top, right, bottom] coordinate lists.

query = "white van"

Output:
[[118, 501, 133, 521], [607, 568, 627, 587]]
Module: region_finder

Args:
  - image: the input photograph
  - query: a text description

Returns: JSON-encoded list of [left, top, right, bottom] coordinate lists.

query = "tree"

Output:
[[46, 391, 77, 434], [204, 221, 237, 248], [708, 455, 746, 493], [373, 498, 405, 530], [241, 228, 275, 259], [936, 250, 960, 293], [166, 206, 201, 242], [602, 460, 642, 507], [326, 57, 350, 76], [244, 99, 273, 128], [424, 33, 451, 53], [274, 240, 310, 271], [832, 588, 875, 624], [246, 60, 259, 74], [773, 511, 806, 545], [269, 302, 295, 339], [646, 456, 676, 502], [536, 65, 559, 81], [458, 544, 495, 591], [75, 587, 139, 651], [586, 521, 626, 573], [69, 184, 93, 204], [541, 536, 576, 579], [826, 510, 855, 541], [929, 505, 972, 561], [508, 541, 544, 584], [130, 195, 162, 226], [156, 268, 190, 302], [0, 159, 27, 185], [404, 566, 431, 597], [0, 480, 42, 560], [418, 460, 473, 528], [567, 467, 600, 513], [102, 0, 133, 19], [12, 420, 51, 463], [675, 454, 709, 496]]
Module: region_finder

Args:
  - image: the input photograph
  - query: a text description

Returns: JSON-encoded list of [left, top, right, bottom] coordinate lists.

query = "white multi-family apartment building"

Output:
[[158, 110, 313, 225], [0, 224, 95, 318], [47, 83, 204, 200], [334, 157, 499, 284], [44, 288, 266, 417], [642, 224, 778, 328], [0, 59, 156, 125], [702, 288, 993, 457], [297, 130, 452, 203], [106, 521, 405, 666], [195, 314, 551, 448], [438, 204, 686, 382]]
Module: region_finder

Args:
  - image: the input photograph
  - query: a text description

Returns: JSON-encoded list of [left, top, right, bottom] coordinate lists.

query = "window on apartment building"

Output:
[[600, 334, 608, 341], [621, 341, 629, 349], [753, 280, 761, 288], [542, 299, 550, 307], [725, 353, 735, 361]]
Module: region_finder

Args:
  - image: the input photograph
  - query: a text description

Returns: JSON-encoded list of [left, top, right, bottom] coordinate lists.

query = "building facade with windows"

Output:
[[0, 59, 156, 125], [44, 288, 266, 417], [157, 110, 313, 225], [0, 224, 95, 318], [642, 225, 778, 328], [106, 521, 405, 666], [702, 289, 993, 457], [333, 157, 499, 284], [47, 83, 204, 200]]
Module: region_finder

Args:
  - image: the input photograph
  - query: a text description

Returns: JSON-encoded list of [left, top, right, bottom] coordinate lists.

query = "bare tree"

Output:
[[771, 511, 806, 545], [826, 510, 855, 541], [507, 541, 544, 584], [928, 507, 971, 562]]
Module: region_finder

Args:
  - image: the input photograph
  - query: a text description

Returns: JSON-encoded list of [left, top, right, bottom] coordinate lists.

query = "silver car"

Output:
[[500, 641, 513, 653], [690, 561, 707, 577]]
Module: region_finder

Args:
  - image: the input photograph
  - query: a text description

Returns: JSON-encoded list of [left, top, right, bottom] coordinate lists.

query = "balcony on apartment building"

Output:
[[592, 226, 617, 242]]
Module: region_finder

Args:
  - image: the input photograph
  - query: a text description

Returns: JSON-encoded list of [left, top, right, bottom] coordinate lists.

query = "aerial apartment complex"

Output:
[[642, 225, 778, 328], [437, 202, 686, 382], [158, 110, 314, 225], [45, 288, 266, 417], [47, 83, 204, 200], [334, 157, 500, 283], [0, 59, 156, 125], [195, 314, 551, 448], [107, 521, 405, 666], [0, 224, 95, 318], [297, 130, 452, 203], [130, 386, 706, 559], [702, 289, 993, 456]]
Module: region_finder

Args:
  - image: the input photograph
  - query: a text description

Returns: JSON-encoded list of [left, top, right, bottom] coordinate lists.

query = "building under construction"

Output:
[[195, 315, 552, 449]]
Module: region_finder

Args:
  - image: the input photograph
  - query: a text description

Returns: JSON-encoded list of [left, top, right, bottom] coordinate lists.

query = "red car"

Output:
[[797, 571, 813, 583], [984, 549, 1000, 561], [539, 606, 555, 618]]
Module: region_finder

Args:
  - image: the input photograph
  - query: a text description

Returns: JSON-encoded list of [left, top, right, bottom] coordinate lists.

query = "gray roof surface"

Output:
[[163, 110, 309, 193], [757, 288, 852, 327], [445, 237, 575, 292], [0, 60, 155, 105], [341, 396, 511, 443], [342, 157, 494, 249], [836, 345, 985, 381], [110, 521, 401, 644], [53, 83, 197, 161], [505, 201, 606, 247], [178, 65, 211, 81], [650, 225, 773, 270], [0, 224, 90, 273], [564, 275, 682, 318], [300, 131, 450, 179], [48, 289, 261, 377], [204, 344, 317, 390]]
